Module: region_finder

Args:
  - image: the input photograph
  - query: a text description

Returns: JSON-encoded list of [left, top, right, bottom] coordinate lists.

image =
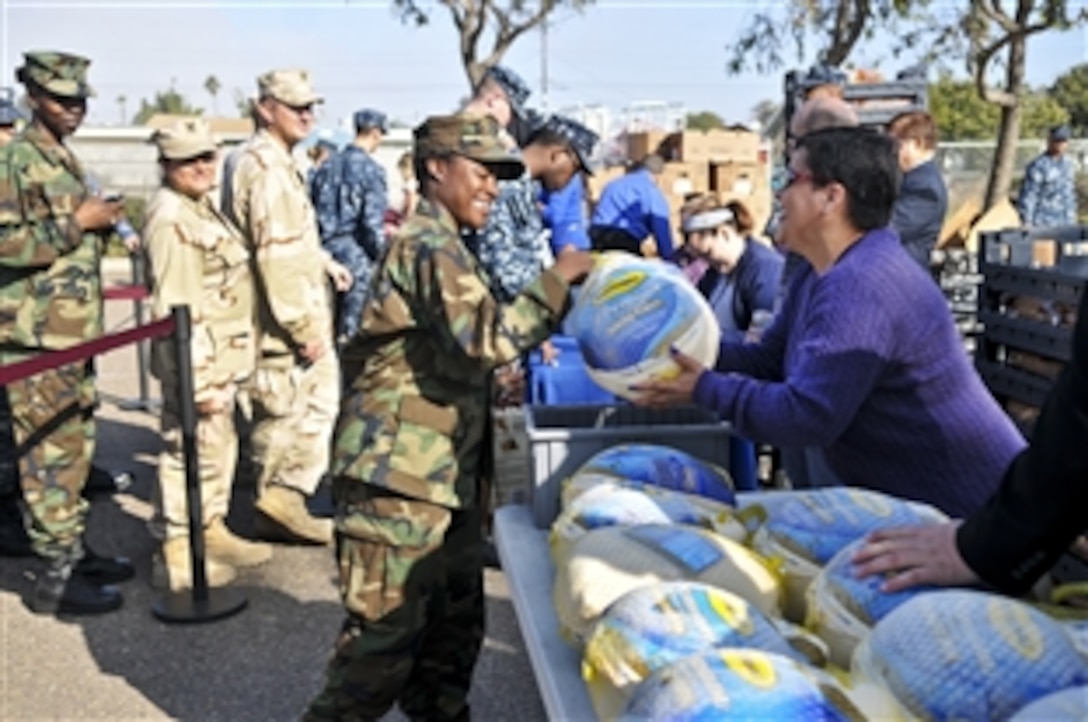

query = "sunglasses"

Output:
[[174, 152, 216, 166], [280, 102, 316, 117]]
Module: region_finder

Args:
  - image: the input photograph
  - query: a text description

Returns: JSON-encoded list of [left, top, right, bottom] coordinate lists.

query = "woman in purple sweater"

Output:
[[635, 127, 1025, 518]]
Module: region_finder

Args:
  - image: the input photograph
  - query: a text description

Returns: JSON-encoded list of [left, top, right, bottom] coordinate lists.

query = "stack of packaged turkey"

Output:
[[550, 446, 1088, 721]]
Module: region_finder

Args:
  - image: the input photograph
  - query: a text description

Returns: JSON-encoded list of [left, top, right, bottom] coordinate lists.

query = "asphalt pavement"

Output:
[[0, 259, 548, 722]]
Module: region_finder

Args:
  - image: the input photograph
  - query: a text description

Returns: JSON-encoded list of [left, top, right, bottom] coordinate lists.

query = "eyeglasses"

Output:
[[783, 168, 816, 189], [178, 152, 216, 166], [281, 102, 315, 117]]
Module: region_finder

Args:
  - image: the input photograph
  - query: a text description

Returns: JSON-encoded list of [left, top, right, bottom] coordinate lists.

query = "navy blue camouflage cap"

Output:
[[483, 65, 530, 119], [354, 108, 387, 133], [802, 63, 847, 90], [542, 114, 599, 174], [1050, 124, 1071, 142], [0, 87, 22, 126]]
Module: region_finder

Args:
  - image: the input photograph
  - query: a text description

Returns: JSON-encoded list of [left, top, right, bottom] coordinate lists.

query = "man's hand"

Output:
[[630, 347, 705, 407], [540, 339, 560, 366], [196, 397, 226, 416], [851, 522, 980, 593], [74, 196, 125, 231], [552, 246, 595, 285], [122, 233, 142, 253], [326, 260, 354, 292], [299, 337, 329, 364]]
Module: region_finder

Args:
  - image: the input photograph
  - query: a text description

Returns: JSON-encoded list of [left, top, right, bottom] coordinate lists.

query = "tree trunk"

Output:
[[465, 60, 486, 89], [984, 32, 1027, 210]]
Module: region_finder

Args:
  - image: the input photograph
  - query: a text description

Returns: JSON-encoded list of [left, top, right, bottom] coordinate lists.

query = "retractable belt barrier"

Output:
[[0, 304, 247, 624]]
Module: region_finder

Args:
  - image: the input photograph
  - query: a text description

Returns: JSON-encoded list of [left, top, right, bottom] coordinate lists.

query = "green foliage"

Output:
[[1050, 63, 1088, 135], [133, 89, 203, 124], [929, 75, 1069, 141], [929, 75, 999, 140], [685, 111, 726, 131]]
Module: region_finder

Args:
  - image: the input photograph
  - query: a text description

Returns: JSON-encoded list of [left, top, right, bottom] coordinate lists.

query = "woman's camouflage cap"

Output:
[[413, 114, 524, 181], [17, 51, 93, 99]]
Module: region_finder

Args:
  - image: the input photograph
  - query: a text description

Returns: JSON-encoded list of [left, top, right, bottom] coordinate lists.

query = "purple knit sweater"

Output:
[[693, 227, 1027, 518]]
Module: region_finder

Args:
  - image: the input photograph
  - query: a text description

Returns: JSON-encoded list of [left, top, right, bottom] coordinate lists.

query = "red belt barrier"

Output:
[[103, 285, 150, 302], [0, 317, 175, 386]]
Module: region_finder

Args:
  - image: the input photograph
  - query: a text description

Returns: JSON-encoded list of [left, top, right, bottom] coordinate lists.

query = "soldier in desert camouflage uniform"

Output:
[[304, 114, 594, 722], [228, 69, 351, 545], [0, 51, 134, 615], [143, 118, 273, 592]]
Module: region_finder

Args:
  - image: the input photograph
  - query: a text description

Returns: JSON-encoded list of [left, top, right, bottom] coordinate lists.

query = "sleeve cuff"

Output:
[[535, 267, 571, 317], [57, 215, 85, 253]]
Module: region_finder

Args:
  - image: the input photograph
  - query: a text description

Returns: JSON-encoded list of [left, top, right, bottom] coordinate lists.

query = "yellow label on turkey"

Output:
[[598, 271, 646, 302], [990, 598, 1045, 660], [710, 593, 754, 635], [722, 650, 778, 689]]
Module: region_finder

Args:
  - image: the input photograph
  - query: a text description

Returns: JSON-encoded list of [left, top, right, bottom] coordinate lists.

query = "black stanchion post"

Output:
[[120, 251, 160, 412], [152, 304, 247, 624]]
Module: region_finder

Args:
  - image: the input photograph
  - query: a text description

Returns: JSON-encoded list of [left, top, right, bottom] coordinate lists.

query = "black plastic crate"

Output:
[[976, 310, 1074, 363], [980, 226, 1088, 279], [976, 359, 1055, 408]]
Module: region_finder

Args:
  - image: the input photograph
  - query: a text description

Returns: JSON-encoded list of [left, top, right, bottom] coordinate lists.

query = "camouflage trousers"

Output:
[[0, 358, 93, 559], [250, 352, 339, 497], [305, 482, 484, 722], [153, 381, 240, 539]]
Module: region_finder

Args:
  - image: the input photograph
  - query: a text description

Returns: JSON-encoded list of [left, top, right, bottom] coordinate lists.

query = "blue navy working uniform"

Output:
[[311, 109, 388, 342], [1018, 127, 1077, 229]]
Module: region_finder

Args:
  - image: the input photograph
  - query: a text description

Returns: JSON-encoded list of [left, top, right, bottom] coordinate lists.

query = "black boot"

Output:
[[0, 491, 32, 557], [29, 557, 123, 616], [74, 544, 135, 585]]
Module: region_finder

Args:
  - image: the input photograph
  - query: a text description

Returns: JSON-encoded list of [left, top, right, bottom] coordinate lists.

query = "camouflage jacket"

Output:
[[334, 199, 570, 508], [144, 186, 255, 402], [0, 125, 102, 351], [229, 130, 333, 366], [311, 145, 388, 261], [1017, 153, 1077, 228], [470, 174, 549, 302]]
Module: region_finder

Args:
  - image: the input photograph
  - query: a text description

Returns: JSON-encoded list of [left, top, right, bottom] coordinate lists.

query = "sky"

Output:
[[3, 0, 1088, 131]]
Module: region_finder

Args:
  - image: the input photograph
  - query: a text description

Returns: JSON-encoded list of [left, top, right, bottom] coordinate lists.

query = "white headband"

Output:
[[682, 207, 734, 233]]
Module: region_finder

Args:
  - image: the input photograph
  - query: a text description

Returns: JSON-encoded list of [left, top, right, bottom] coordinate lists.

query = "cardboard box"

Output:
[[710, 161, 773, 234], [586, 165, 626, 205], [662, 129, 760, 164], [626, 131, 669, 161], [656, 161, 709, 200]]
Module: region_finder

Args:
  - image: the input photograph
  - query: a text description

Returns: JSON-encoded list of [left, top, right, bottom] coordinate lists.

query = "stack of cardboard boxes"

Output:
[[588, 128, 772, 240]]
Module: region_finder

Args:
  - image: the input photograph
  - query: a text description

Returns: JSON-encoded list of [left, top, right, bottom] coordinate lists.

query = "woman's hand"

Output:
[[630, 347, 706, 407]]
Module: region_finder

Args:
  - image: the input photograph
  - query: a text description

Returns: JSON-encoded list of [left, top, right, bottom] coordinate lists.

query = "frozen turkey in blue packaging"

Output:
[[852, 590, 1088, 721], [566, 443, 735, 506], [566, 252, 720, 402], [619, 649, 861, 722]]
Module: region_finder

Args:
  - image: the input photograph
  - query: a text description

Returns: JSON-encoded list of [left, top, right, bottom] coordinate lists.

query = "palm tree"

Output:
[[204, 75, 221, 116]]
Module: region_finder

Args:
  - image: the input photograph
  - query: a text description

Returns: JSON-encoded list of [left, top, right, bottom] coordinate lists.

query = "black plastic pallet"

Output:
[[976, 310, 1074, 363], [976, 359, 1055, 408], [978, 265, 1086, 307]]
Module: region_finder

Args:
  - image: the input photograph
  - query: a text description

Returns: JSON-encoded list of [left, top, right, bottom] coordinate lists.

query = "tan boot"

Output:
[[204, 517, 273, 568], [253, 485, 333, 545], [151, 538, 237, 592]]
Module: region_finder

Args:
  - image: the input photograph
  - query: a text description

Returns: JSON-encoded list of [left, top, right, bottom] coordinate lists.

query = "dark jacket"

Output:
[[957, 287, 1088, 594], [890, 159, 947, 270], [697, 238, 783, 342]]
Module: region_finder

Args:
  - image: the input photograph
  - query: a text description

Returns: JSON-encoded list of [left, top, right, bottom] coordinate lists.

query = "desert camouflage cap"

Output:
[[0, 87, 22, 126], [257, 69, 323, 107], [17, 51, 93, 99], [414, 113, 524, 181], [152, 117, 218, 161], [483, 65, 530, 119], [541, 114, 599, 174]]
